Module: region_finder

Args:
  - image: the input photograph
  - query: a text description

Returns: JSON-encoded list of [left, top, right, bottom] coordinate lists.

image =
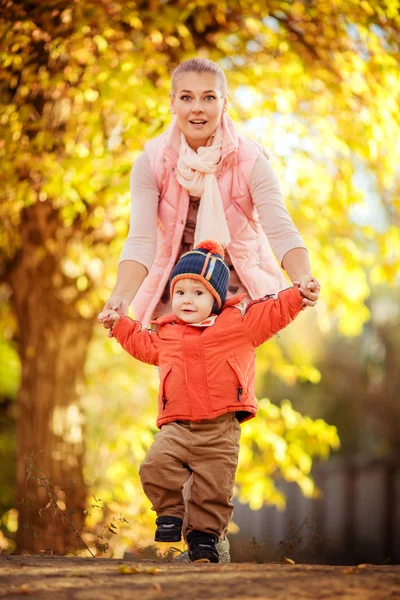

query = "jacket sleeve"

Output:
[[243, 287, 303, 347], [111, 315, 159, 366]]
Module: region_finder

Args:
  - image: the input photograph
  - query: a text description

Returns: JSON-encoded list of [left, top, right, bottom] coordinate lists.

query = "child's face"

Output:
[[172, 278, 215, 324]]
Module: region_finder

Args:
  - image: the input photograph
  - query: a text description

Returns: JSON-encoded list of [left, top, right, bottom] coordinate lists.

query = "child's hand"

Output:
[[293, 275, 320, 310], [98, 310, 121, 338]]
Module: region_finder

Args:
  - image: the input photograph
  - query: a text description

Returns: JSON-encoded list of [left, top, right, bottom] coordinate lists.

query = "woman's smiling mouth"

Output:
[[189, 119, 207, 128]]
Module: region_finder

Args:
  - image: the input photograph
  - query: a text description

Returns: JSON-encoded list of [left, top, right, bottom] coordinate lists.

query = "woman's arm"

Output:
[[251, 154, 320, 307], [99, 261, 147, 337], [103, 260, 148, 314], [281, 247, 311, 280], [281, 248, 319, 307], [100, 152, 159, 321]]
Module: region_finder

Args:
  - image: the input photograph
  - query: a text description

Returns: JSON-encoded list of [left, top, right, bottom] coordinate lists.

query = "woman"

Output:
[[99, 58, 320, 560]]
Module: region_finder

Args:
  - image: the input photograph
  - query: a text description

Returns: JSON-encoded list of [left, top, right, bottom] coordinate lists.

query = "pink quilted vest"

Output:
[[132, 115, 287, 325]]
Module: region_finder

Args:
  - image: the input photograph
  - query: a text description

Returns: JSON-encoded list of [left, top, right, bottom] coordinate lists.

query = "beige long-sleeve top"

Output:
[[120, 151, 306, 274]]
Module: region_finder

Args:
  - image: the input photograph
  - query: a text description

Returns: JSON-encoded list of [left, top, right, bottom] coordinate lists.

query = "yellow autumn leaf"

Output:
[[118, 564, 159, 575]]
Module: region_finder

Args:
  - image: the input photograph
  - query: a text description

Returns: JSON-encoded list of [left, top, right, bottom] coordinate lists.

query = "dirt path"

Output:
[[0, 556, 399, 599]]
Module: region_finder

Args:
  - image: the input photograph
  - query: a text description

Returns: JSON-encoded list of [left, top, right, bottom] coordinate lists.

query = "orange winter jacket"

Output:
[[111, 287, 303, 428]]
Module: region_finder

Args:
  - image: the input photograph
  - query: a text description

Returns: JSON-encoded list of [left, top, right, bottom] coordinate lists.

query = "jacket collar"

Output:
[[163, 113, 238, 162], [149, 293, 246, 328]]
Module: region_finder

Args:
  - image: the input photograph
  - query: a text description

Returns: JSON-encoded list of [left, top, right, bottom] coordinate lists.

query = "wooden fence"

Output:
[[232, 458, 400, 564]]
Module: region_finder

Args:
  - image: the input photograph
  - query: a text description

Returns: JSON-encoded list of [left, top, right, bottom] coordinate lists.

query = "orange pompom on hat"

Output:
[[169, 240, 230, 313]]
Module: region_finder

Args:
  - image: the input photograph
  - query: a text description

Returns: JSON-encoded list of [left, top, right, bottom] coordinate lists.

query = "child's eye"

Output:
[[175, 290, 184, 295], [195, 290, 203, 296]]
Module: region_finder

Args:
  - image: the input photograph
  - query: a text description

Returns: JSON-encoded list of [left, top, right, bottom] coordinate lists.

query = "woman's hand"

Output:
[[293, 275, 321, 310], [98, 296, 129, 337]]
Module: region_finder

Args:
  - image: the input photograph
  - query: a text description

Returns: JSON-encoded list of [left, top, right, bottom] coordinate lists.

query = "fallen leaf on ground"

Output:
[[65, 571, 90, 577], [193, 558, 210, 563], [151, 583, 162, 591], [19, 585, 33, 596], [118, 564, 159, 575], [284, 557, 296, 564], [342, 567, 357, 574]]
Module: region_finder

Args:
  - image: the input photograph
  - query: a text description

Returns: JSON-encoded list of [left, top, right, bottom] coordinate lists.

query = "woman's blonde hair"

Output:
[[171, 58, 227, 96]]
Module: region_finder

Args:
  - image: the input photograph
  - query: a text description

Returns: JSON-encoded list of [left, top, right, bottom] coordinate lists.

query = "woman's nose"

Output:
[[192, 100, 204, 112]]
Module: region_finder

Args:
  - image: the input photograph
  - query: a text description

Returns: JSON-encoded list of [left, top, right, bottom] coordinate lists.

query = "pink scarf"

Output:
[[176, 120, 231, 248]]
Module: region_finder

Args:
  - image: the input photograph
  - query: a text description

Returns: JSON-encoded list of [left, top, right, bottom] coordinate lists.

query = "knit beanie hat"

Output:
[[169, 240, 230, 314]]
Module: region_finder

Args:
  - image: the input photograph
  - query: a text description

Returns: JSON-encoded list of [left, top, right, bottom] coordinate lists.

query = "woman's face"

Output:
[[170, 71, 227, 151]]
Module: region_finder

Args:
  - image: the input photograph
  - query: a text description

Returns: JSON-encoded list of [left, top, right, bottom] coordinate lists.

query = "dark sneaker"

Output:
[[187, 530, 219, 563], [155, 516, 183, 542], [173, 538, 230, 563]]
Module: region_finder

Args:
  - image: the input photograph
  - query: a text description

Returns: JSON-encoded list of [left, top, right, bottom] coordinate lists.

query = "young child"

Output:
[[99, 240, 309, 563]]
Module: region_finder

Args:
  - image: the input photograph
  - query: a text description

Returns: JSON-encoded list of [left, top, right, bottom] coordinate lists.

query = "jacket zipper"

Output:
[[228, 358, 246, 403], [160, 365, 172, 412]]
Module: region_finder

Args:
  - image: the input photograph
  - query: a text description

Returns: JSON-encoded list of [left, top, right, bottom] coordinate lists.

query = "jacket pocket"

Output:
[[158, 364, 172, 411], [227, 357, 247, 402]]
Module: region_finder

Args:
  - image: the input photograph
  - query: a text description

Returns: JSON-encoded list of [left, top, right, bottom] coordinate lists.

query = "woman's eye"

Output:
[[180, 95, 191, 101], [205, 95, 216, 101]]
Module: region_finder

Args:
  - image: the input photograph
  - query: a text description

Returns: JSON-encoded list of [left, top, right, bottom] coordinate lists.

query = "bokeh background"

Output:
[[1, 0, 399, 563]]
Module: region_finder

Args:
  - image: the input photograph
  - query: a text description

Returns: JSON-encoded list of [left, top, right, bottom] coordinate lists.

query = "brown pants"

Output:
[[139, 412, 241, 539]]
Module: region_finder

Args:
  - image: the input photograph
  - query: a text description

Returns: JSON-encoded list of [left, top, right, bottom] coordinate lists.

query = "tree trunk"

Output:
[[7, 202, 95, 554]]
